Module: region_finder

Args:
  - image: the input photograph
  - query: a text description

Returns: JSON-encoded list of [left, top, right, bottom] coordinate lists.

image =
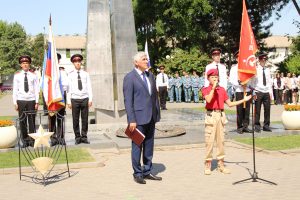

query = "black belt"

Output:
[[207, 109, 224, 112]]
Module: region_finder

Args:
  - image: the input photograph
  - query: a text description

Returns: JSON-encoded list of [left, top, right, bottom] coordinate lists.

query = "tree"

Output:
[[281, 35, 300, 74], [0, 21, 30, 76], [30, 33, 45, 69]]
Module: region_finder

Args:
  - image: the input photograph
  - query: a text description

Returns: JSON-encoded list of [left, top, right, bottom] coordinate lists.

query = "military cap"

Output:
[[206, 69, 219, 79], [57, 53, 62, 60], [19, 55, 32, 64], [210, 47, 222, 55], [70, 54, 83, 62], [159, 65, 165, 70], [257, 52, 268, 60]]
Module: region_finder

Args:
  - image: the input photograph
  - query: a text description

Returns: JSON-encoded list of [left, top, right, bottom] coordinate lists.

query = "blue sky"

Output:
[[0, 0, 298, 36]]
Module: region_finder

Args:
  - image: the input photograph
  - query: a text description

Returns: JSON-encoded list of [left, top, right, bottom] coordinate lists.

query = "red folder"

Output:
[[125, 126, 145, 146]]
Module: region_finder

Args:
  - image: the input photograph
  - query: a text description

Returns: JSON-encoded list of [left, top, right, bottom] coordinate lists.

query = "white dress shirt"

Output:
[[273, 77, 284, 90], [135, 68, 151, 95], [156, 72, 169, 90], [67, 69, 93, 104], [60, 70, 69, 92], [229, 64, 250, 92], [253, 64, 272, 94], [205, 61, 227, 89], [13, 70, 39, 105]]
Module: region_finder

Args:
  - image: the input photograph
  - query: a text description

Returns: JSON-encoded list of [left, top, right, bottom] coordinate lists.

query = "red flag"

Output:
[[238, 0, 258, 85]]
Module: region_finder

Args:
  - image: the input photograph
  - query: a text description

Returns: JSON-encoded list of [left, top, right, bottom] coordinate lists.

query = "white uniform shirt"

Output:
[[253, 64, 272, 94], [291, 77, 299, 89], [67, 69, 93, 104], [60, 70, 69, 92], [156, 72, 169, 90], [205, 61, 227, 89], [13, 70, 39, 104], [229, 64, 250, 92], [273, 77, 284, 90]]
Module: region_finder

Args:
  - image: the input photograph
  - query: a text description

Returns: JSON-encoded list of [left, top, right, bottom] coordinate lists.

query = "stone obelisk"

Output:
[[86, 0, 137, 123]]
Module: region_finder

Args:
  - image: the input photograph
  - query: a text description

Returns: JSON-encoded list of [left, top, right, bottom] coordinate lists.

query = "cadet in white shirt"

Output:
[[205, 48, 228, 89], [49, 53, 69, 146], [156, 65, 169, 110], [67, 54, 93, 145], [229, 51, 251, 134], [253, 52, 272, 132], [13, 55, 39, 148]]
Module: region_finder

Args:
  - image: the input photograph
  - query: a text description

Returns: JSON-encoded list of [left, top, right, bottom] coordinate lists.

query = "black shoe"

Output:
[[75, 138, 81, 145], [22, 143, 29, 148], [237, 128, 243, 134], [81, 138, 90, 144], [263, 127, 272, 132], [134, 176, 146, 184], [144, 173, 162, 181], [243, 127, 252, 133], [254, 126, 261, 133]]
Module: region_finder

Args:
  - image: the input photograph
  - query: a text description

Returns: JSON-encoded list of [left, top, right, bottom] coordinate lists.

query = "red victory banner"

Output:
[[238, 0, 258, 85]]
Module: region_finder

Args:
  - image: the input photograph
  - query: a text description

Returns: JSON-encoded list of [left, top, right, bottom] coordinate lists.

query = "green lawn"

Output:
[[0, 148, 95, 168], [234, 135, 300, 151], [0, 116, 17, 120]]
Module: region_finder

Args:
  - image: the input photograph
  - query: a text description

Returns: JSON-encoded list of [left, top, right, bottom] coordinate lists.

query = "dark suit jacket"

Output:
[[123, 69, 160, 125]]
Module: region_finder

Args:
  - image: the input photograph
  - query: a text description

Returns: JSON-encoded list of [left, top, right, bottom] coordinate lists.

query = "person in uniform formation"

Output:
[[67, 54, 93, 144], [168, 74, 175, 103], [123, 51, 161, 184], [202, 68, 252, 175], [156, 65, 169, 110], [182, 70, 192, 103], [13, 56, 39, 148], [273, 73, 284, 105], [253, 52, 272, 132], [205, 48, 228, 90], [191, 70, 201, 103], [174, 71, 182, 103], [49, 53, 69, 146], [229, 51, 252, 134]]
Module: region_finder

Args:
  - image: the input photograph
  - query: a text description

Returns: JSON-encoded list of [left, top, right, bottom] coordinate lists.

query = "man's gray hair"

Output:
[[133, 51, 147, 62]]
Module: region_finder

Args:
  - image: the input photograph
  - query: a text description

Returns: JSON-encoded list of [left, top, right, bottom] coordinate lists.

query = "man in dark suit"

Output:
[[123, 51, 161, 184]]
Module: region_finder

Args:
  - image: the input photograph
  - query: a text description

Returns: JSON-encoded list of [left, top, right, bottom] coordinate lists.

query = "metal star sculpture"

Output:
[[28, 125, 54, 148]]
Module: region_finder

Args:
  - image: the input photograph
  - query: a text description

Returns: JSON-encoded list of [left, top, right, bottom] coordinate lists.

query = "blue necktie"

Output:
[[142, 72, 150, 94]]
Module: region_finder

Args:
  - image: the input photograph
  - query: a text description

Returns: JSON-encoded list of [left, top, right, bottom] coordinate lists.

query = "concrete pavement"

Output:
[[0, 143, 300, 200]]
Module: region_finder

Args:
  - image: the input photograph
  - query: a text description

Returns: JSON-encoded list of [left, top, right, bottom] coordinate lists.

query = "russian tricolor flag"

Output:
[[41, 16, 65, 112]]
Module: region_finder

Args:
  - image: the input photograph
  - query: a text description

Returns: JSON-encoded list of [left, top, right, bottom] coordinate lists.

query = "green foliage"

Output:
[[0, 20, 30, 76], [133, 0, 290, 71], [280, 35, 300, 74], [30, 33, 45, 68], [157, 48, 210, 74]]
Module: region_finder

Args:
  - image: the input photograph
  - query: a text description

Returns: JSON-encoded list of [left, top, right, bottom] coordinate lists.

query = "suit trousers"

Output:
[[255, 92, 271, 128], [71, 98, 89, 139], [158, 86, 168, 109], [132, 118, 155, 177], [235, 92, 251, 130], [17, 100, 36, 145], [204, 111, 227, 161]]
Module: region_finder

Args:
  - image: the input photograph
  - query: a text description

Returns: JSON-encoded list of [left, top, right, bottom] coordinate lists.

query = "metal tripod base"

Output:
[[233, 172, 277, 185]]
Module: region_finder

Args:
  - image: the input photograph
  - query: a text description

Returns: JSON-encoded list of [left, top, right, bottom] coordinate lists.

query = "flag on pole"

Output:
[[145, 40, 151, 68], [41, 16, 65, 112], [238, 0, 258, 85]]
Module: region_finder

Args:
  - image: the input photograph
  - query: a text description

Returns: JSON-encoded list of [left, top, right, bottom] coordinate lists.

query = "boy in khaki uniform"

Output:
[[202, 69, 252, 175]]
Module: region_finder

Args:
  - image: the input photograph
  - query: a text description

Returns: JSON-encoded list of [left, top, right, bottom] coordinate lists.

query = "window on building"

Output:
[[66, 49, 70, 58]]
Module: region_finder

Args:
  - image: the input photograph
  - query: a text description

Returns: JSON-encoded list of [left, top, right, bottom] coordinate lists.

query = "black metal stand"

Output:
[[17, 110, 70, 186], [233, 95, 277, 185]]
